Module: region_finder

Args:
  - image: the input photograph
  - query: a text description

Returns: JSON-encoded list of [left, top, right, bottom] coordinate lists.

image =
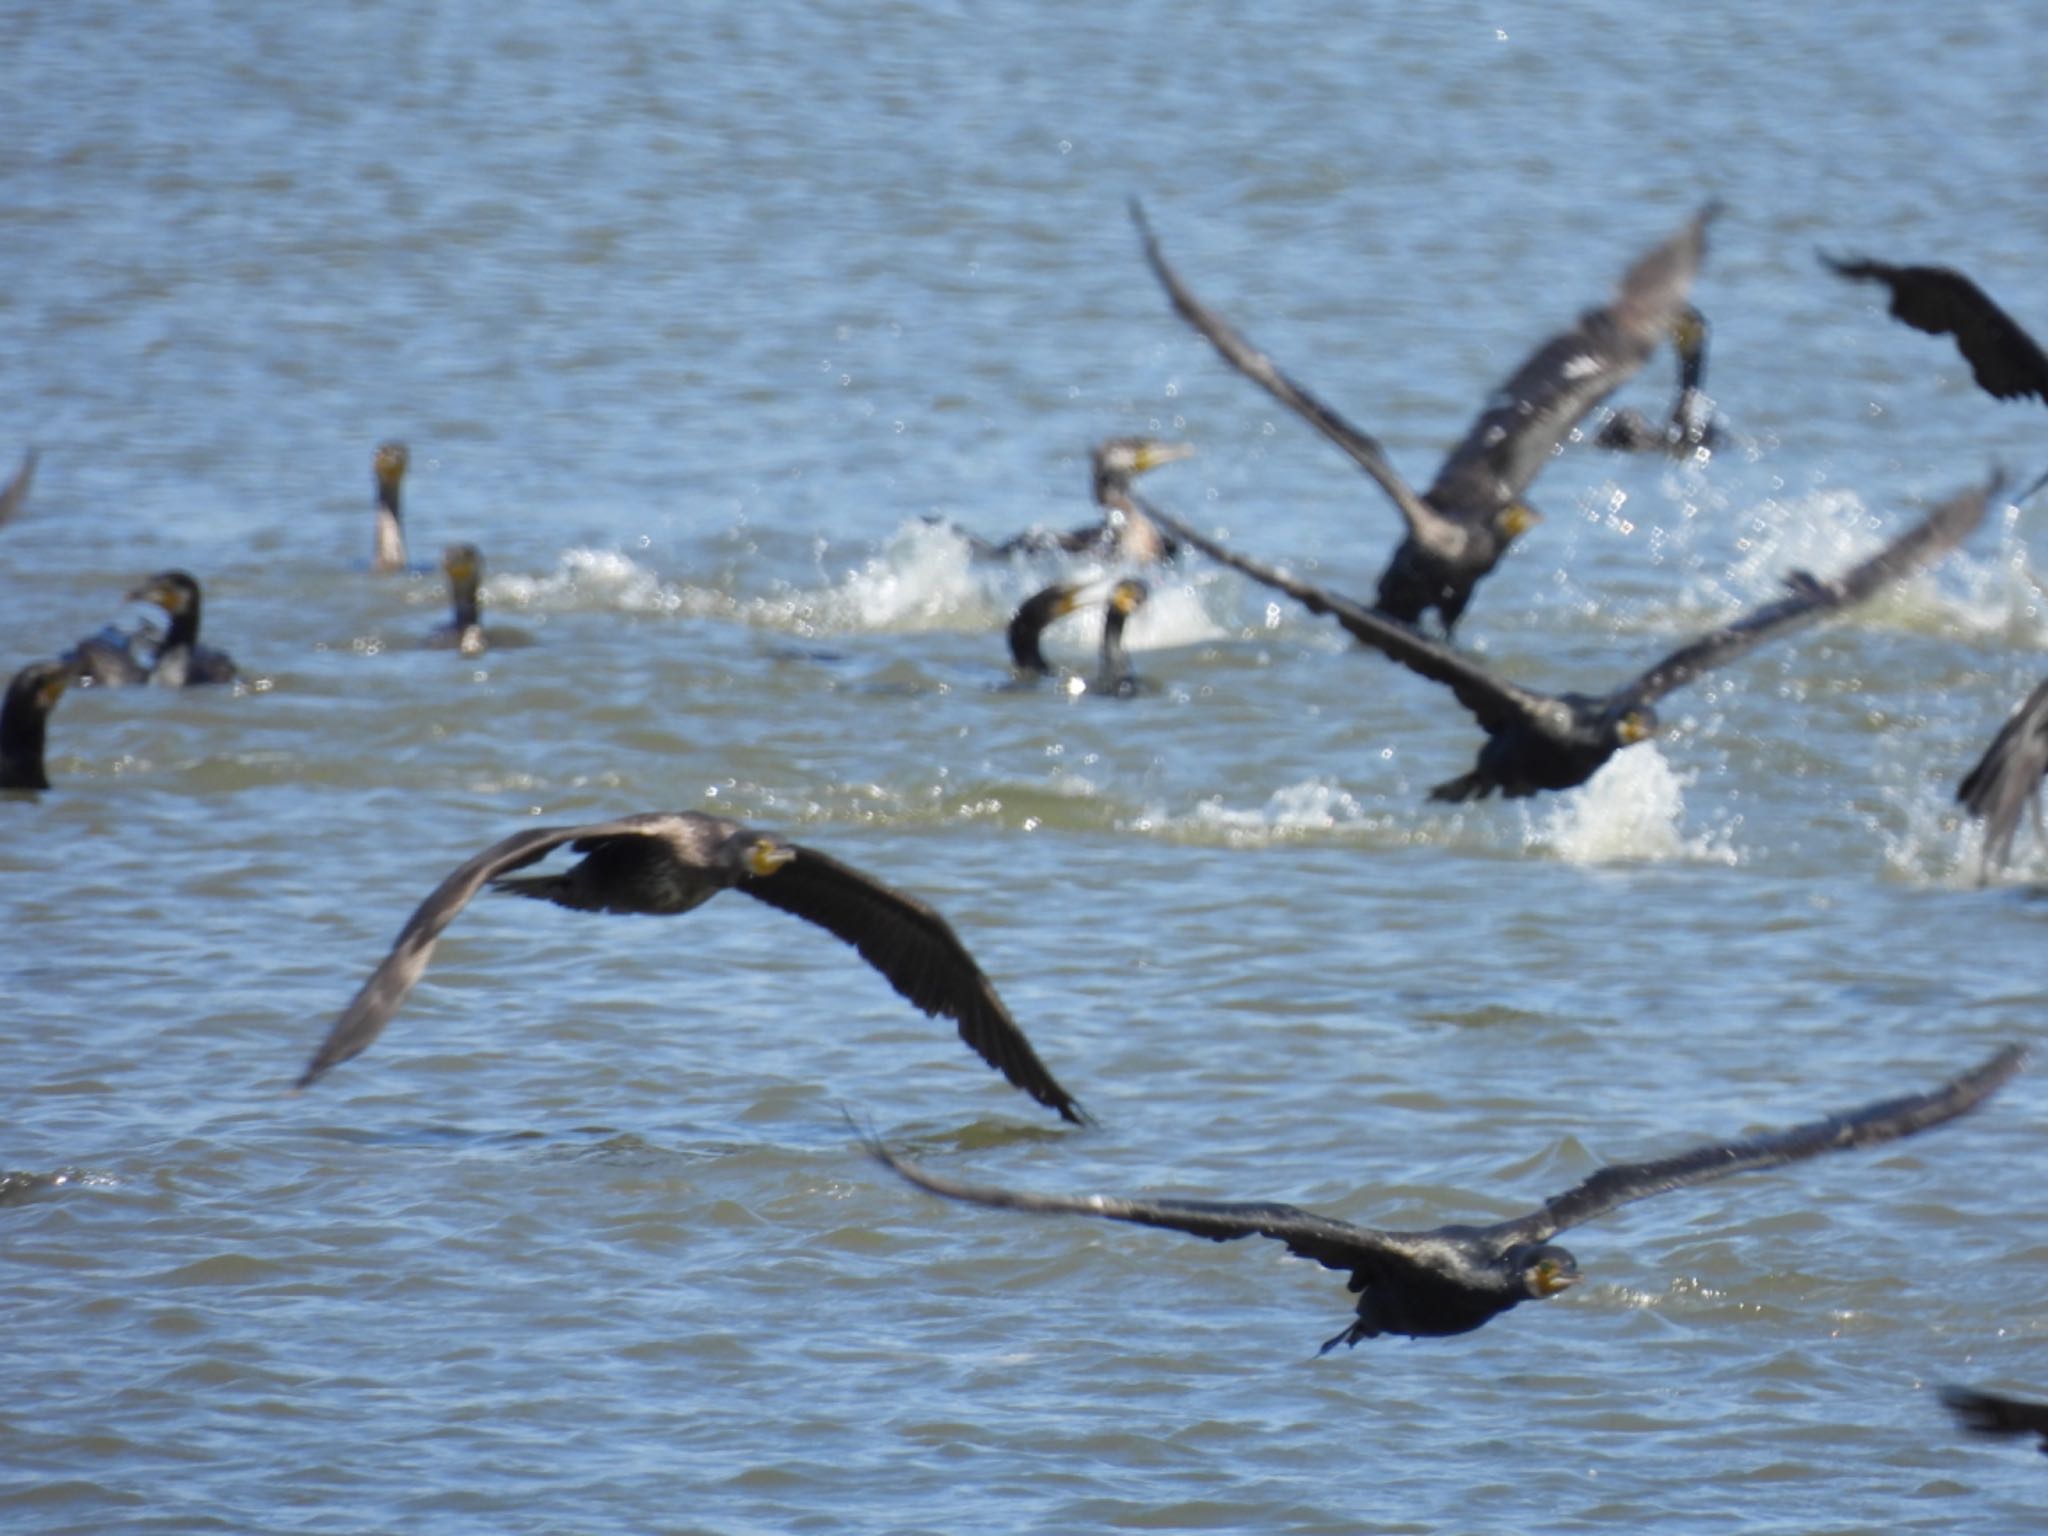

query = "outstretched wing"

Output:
[[1129, 197, 1446, 543], [1942, 1386, 2048, 1452], [1618, 471, 1997, 707], [868, 1137, 1392, 1276], [1492, 1044, 2025, 1244], [294, 814, 671, 1089], [1957, 676, 2048, 878], [0, 447, 36, 528], [1134, 494, 1546, 732], [1426, 204, 1717, 515], [1823, 255, 2048, 404], [744, 847, 1087, 1124]]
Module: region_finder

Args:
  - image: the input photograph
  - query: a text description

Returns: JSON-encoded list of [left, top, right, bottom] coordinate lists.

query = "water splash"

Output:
[[1526, 746, 1739, 866], [1129, 777, 1391, 846]]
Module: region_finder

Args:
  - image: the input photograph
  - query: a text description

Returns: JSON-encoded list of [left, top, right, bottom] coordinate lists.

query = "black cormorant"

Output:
[[428, 542, 487, 655], [1, 660, 70, 791], [0, 447, 37, 527], [1007, 577, 1151, 695], [126, 571, 239, 687], [1132, 198, 1716, 634], [1957, 676, 2048, 879], [1942, 1387, 2048, 1454], [1138, 474, 1992, 800], [373, 441, 409, 573], [294, 811, 1087, 1123], [1595, 306, 1721, 454], [870, 1044, 2022, 1346], [1823, 255, 2048, 405]]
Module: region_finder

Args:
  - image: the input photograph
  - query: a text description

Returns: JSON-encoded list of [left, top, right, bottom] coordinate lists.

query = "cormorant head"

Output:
[[1513, 1244, 1581, 1300], [1107, 579, 1149, 618], [740, 834, 797, 879], [1008, 581, 1089, 673], [6, 659, 69, 721], [1609, 702, 1659, 749], [127, 570, 201, 618], [442, 542, 484, 588], [1092, 438, 1195, 498], [374, 441, 410, 497], [1495, 501, 1542, 543]]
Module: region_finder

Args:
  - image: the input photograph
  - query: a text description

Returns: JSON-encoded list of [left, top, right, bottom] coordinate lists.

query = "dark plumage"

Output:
[[872, 1045, 2022, 1347], [126, 571, 238, 687], [373, 440, 409, 573], [1007, 577, 1150, 695], [1823, 255, 2048, 405], [1595, 306, 1721, 454], [973, 438, 1194, 562], [295, 811, 1086, 1123], [1138, 474, 1993, 800], [0, 447, 37, 528], [1, 660, 70, 791], [1133, 198, 1716, 634], [1943, 1387, 2048, 1454], [1957, 676, 2048, 879], [428, 542, 487, 655]]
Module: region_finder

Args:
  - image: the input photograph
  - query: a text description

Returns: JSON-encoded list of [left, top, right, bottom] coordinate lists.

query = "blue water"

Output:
[[4, 2, 2046, 1531]]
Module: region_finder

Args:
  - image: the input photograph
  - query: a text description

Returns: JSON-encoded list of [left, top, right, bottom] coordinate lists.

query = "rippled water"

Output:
[[5, 2, 2047, 1532]]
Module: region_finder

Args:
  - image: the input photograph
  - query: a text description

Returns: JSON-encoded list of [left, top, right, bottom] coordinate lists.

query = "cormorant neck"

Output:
[[374, 507, 406, 573], [450, 575, 481, 633], [0, 684, 49, 791], [1098, 606, 1136, 694], [1007, 596, 1058, 674], [1093, 467, 1128, 508], [163, 595, 201, 652]]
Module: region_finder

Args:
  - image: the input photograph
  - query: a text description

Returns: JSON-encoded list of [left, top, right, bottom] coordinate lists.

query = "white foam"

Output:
[[1128, 777, 1386, 846], [1527, 745, 1739, 866]]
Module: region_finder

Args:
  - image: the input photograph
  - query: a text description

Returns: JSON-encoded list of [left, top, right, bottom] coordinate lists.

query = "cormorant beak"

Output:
[[1533, 1260, 1579, 1297], [37, 672, 69, 712], [375, 442, 410, 486], [1501, 503, 1541, 539], [1134, 442, 1196, 474], [125, 578, 179, 614], [745, 841, 797, 878], [1109, 581, 1148, 616], [1617, 711, 1655, 747]]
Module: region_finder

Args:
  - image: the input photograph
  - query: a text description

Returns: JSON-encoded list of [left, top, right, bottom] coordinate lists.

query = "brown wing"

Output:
[[1823, 255, 2048, 404], [1957, 676, 2048, 877], [1133, 494, 1548, 733], [1129, 197, 1446, 543], [294, 814, 677, 1089], [868, 1136, 1395, 1276], [0, 448, 36, 528], [1491, 1044, 2025, 1244], [1617, 471, 1996, 708], [743, 847, 1087, 1124], [1426, 204, 1717, 515]]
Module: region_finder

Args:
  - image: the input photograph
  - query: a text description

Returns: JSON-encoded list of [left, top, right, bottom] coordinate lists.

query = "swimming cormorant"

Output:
[[1137, 474, 1992, 800], [126, 571, 239, 687], [0, 448, 37, 527], [970, 439, 1194, 561], [1823, 255, 2048, 405], [1007, 577, 1150, 695], [1956, 675, 2048, 879], [1, 660, 70, 791], [294, 811, 1087, 1123], [870, 1044, 2021, 1347], [1595, 306, 1721, 454], [428, 542, 487, 655], [1942, 1386, 2048, 1454], [1132, 198, 1716, 634], [373, 441, 409, 573]]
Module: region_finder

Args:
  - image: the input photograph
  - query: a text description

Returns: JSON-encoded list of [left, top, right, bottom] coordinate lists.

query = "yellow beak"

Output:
[[746, 841, 797, 878]]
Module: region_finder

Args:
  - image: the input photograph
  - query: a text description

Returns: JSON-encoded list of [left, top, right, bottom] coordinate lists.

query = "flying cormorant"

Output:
[[1823, 255, 2048, 405], [1132, 198, 1716, 634], [294, 811, 1087, 1123], [870, 1044, 2022, 1347], [1956, 676, 2048, 879], [1943, 1387, 2048, 1454], [0, 660, 70, 791], [1136, 473, 1992, 800]]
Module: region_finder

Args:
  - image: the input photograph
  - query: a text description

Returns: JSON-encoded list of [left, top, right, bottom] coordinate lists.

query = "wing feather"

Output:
[[1618, 471, 1996, 706], [1492, 1044, 2025, 1244], [744, 848, 1087, 1124], [1823, 255, 2048, 404], [1957, 676, 2048, 877]]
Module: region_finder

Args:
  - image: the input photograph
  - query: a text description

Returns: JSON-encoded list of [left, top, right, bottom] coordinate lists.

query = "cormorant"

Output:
[[1822, 255, 2048, 405], [127, 571, 239, 687], [870, 1044, 2022, 1347], [1942, 1387, 2048, 1454], [969, 439, 1195, 562], [294, 811, 1087, 1123], [1, 660, 70, 791], [0, 447, 37, 528], [1132, 198, 1716, 634], [1956, 676, 2048, 879], [428, 542, 487, 656], [1136, 474, 1992, 800], [373, 441, 409, 573], [1595, 306, 1722, 454], [1006, 577, 1150, 695]]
